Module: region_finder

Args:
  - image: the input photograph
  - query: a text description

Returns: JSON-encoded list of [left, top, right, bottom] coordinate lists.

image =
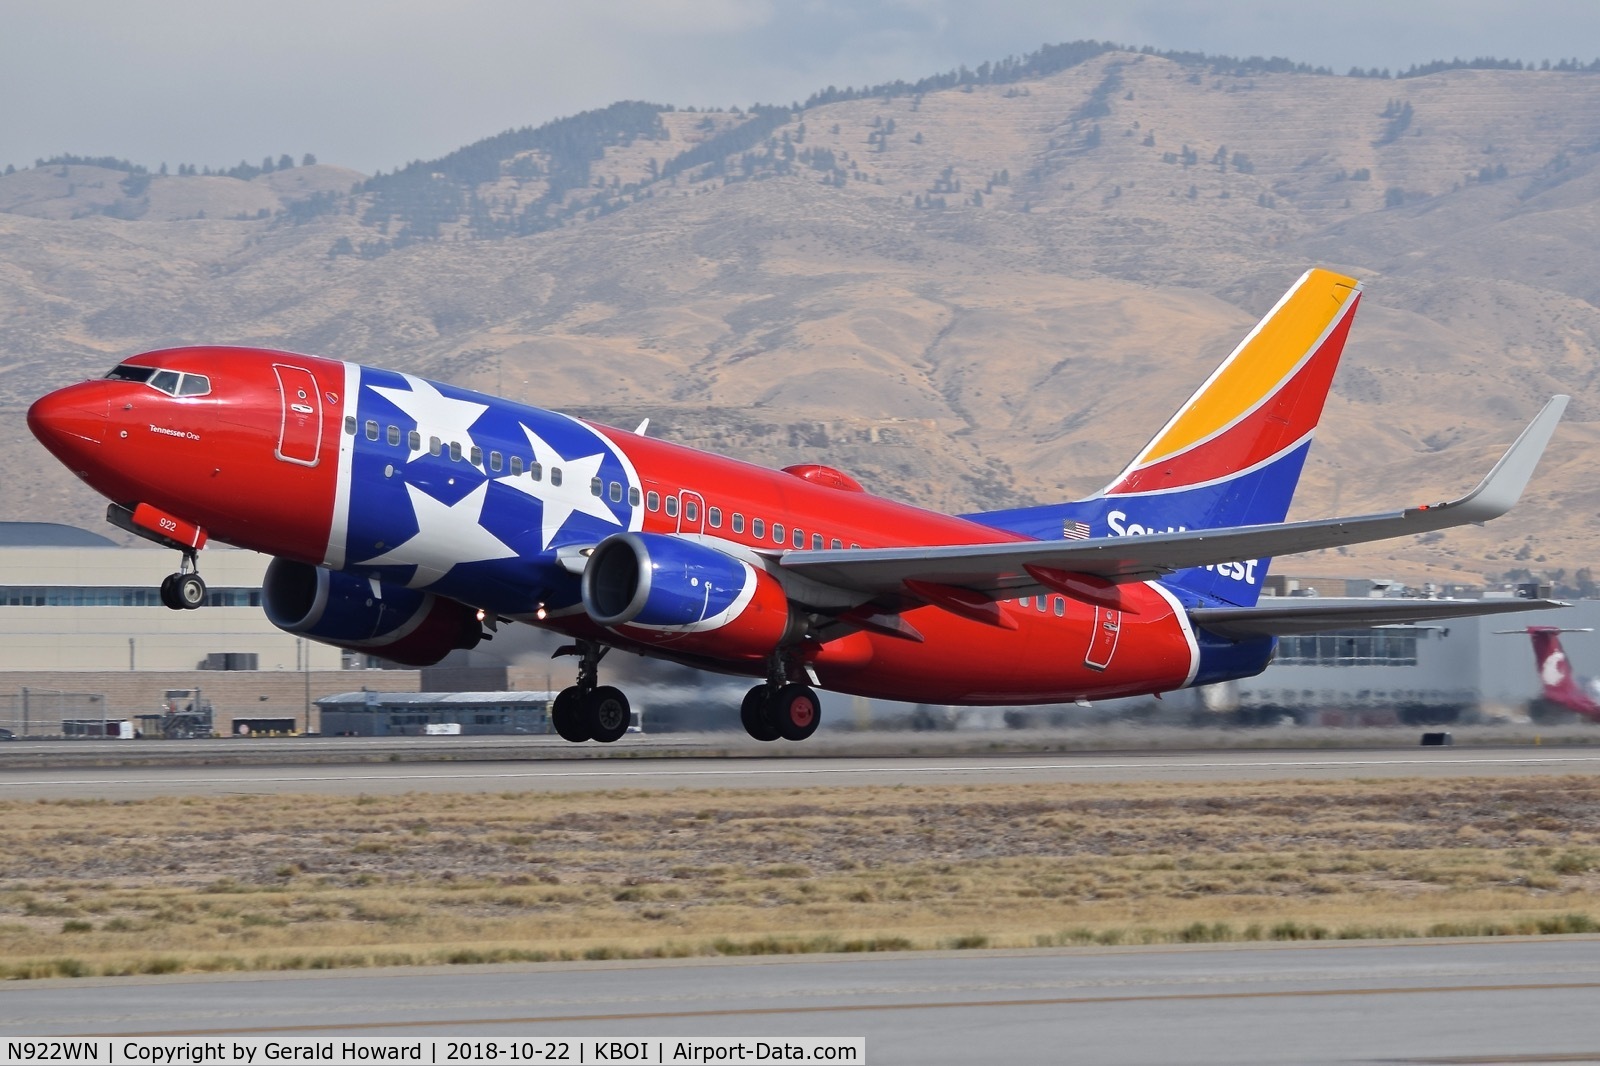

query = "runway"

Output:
[[3, 938, 1598, 1063], [0, 745, 1597, 800]]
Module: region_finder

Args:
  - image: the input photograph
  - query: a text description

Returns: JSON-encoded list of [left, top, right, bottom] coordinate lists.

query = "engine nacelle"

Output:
[[262, 557, 481, 667], [582, 532, 792, 660]]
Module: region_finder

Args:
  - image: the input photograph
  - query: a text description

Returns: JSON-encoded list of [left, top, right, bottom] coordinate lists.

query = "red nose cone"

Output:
[[28, 384, 107, 465]]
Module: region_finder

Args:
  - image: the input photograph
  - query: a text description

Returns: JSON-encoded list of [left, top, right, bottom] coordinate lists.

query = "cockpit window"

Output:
[[105, 364, 156, 383], [104, 364, 211, 397]]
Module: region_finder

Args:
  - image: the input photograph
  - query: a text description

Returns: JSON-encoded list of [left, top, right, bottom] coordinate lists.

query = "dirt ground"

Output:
[[2, 775, 1598, 978]]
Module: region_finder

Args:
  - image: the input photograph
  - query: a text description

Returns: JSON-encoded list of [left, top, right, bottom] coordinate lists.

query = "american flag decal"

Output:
[[1062, 520, 1090, 540]]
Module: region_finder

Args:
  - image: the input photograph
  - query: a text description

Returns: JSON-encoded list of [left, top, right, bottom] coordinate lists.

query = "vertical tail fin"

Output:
[[1525, 627, 1600, 718], [971, 268, 1362, 607]]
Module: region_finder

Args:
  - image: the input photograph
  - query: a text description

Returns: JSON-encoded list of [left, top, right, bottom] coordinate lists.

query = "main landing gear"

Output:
[[550, 641, 632, 744], [740, 652, 822, 742], [159, 549, 207, 611]]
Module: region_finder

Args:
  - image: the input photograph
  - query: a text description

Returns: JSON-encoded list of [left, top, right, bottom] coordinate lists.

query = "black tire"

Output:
[[550, 687, 591, 742], [176, 573, 207, 610], [158, 574, 183, 611], [740, 686, 780, 742], [586, 686, 632, 743], [770, 683, 821, 741]]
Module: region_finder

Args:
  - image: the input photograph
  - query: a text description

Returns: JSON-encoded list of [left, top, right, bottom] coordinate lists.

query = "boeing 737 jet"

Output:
[[28, 269, 1568, 742]]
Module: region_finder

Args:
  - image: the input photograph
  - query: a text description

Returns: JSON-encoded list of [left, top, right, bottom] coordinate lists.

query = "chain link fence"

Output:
[[0, 689, 113, 738]]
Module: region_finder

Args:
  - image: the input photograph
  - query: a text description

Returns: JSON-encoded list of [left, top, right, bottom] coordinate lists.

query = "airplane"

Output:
[[1498, 626, 1600, 721], [27, 268, 1570, 743]]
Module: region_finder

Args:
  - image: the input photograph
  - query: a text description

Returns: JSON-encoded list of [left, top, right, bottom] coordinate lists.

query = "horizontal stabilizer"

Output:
[[780, 396, 1569, 600], [1190, 597, 1567, 639]]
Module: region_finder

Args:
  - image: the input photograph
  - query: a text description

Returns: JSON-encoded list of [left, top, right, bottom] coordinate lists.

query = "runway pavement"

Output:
[[0, 745, 1598, 799], [3, 938, 1599, 1063]]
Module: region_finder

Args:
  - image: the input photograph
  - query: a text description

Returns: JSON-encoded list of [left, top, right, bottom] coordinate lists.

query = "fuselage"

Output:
[[29, 346, 1247, 705]]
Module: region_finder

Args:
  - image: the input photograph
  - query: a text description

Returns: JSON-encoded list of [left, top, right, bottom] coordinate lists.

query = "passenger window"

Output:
[[1020, 596, 1031, 608], [590, 477, 603, 497], [1054, 597, 1065, 617], [550, 467, 562, 486], [408, 430, 421, 451], [629, 487, 641, 507], [830, 538, 842, 549], [811, 534, 823, 550], [708, 507, 722, 528], [1036, 598, 1047, 613], [685, 500, 698, 522], [646, 491, 659, 511], [449, 441, 462, 461], [344, 416, 357, 435], [609, 482, 623, 503], [177, 374, 210, 396], [665, 496, 679, 518], [150, 370, 181, 395], [489, 451, 502, 472], [792, 528, 803, 548], [429, 436, 442, 456], [510, 456, 523, 476], [530, 462, 542, 481], [752, 518, 765, 539], [387, 425, 400, 446], [470, 446, 482, 466], [773, 523, 784, 544], [732, 514, 745, 534], [365, 420, 379, 440]]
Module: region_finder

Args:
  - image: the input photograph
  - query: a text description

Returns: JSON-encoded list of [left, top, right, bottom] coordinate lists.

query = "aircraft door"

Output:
[[677, 492, 705, 535], [1084, 607, 1122, 671], [272, 364, 323, 467]]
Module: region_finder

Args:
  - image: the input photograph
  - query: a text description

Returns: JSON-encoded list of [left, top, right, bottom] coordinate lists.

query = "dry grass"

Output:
[[2, 776, 1599, 979]]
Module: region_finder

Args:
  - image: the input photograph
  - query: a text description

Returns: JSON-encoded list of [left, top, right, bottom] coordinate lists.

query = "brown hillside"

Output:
[[4, 53, 1599, 584]]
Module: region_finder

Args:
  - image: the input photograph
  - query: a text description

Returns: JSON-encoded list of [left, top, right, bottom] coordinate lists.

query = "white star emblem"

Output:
[[358, 482, 517, 588], [497, 422, 621, 550], [369, 375, 489, 466]]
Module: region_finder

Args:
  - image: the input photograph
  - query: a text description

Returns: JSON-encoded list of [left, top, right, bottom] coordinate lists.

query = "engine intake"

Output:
[[262, 557, 481, 667], [582, 532, 792, 660]]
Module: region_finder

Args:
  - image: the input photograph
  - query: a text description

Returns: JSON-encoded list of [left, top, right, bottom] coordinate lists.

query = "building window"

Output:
[[1277, 629, 1420, 667]]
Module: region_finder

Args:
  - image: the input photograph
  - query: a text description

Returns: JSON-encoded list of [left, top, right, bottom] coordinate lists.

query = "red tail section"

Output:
[[1526, 627, 1600, 720]]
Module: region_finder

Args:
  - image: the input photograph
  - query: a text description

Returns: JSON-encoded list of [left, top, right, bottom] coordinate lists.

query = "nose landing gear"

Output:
[[158, 551, 207, 611], [551, 641, 632, 743]]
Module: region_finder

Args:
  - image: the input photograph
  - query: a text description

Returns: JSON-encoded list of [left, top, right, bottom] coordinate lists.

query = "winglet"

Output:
[[1421, 395, 1568, 523]]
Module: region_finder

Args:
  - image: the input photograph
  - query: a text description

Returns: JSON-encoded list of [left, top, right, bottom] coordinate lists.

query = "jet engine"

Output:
[[582, 532, 793, 660], [262, 557, 482, 667]]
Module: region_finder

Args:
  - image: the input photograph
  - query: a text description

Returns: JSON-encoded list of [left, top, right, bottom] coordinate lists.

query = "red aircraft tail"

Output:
[[1520, 627, 1600, 720]]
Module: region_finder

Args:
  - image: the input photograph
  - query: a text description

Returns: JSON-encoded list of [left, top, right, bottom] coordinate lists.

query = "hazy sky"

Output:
[[5, 0, 1597, 176]]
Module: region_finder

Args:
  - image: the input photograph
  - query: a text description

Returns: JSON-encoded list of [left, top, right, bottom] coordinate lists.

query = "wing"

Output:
[[780, 395, 1568, 600], [1189, 597, 1568, 639]]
